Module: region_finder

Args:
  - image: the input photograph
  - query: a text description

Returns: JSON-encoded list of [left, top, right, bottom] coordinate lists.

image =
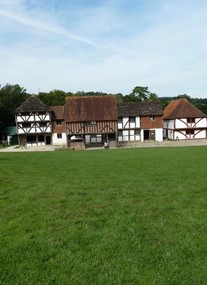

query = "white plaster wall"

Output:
[[195, 118, 207, 128], [194, 130, 206, 139], [118, 122, 122, 129], [123, 117, 129, 128], [52, 133, 67, 146], [174, 131, 186, 140], [35, 114, 50, 121], [175, 119, 187, 128], [135, 117, 140, 128], [155, 129, 163, 141], [163, 119, 174, 129], [140, 130, 144, 142], [16, 115, 35, 122]]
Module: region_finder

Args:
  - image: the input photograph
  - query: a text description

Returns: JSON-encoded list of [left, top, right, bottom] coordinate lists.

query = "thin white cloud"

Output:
[[1, 0, 207, 98], [0, 9, 99, 47]]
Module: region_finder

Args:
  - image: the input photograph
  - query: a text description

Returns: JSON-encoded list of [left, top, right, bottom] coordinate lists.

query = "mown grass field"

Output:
[[1, 146, 207, 285]]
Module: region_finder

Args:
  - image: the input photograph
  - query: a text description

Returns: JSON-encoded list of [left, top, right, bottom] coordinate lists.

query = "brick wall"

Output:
[[52, 121, 65, 133], [141, 116, 163, 129]]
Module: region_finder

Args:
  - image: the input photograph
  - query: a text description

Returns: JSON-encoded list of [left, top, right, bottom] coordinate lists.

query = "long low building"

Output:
[[15, 95, 165, 148]]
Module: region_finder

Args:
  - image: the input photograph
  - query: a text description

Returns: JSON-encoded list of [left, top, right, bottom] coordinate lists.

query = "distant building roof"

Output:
[[163, 98, 207, 119], [16, 96, 50, 113], [117, 102, 163, 117], [50, 106, 65, 120], [65, 96, 118, 122]]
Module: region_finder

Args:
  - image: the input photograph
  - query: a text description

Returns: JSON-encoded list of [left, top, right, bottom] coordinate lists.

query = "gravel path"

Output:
[[0, 139, 207, 152]]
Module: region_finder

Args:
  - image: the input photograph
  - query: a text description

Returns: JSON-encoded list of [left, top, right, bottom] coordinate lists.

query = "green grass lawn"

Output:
[[1, 147, 207, 285]]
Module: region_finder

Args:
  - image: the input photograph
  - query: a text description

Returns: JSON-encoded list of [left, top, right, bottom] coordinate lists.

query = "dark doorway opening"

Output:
[[46, 136, 51, 145], [144, 130, 149, 140]]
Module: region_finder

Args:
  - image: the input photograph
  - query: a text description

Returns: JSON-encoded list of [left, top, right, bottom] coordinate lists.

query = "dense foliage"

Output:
[[1, 83, 207, 131]]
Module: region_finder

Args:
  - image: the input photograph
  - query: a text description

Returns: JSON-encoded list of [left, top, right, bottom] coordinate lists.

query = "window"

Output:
[[90, 134, 102, 143], [118, 130, 123, 136], [85, 121, 97, 127], [135, 129, 140, 135], [38, 135, 44, 142], [187, 118, 195, 123], [56, 120, 62, 125], [22, 122, 31, 128], [186, 129, 194, 135], [39, 122, 47, 128], [57, 133, 62, 139], [129, 117, 135, 123], [151, 116, 155, 121]]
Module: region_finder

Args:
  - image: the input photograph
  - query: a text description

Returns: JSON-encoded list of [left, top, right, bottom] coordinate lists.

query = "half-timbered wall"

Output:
[[66, 121, 117, 135], [16, 111, 52, 146], [118, 116, 141, 142], [16, 112, 50, 123], [163, 118, 207, 140]]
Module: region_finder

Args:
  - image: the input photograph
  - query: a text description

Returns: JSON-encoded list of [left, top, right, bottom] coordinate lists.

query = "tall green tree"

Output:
[[123, 86, 159, 102], [0, 84, 29, 129], [130, 86, 150, 101]]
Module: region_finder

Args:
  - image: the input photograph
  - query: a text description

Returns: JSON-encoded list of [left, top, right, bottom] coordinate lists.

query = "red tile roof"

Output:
[[65, 96, 118, 122], [163, 98, 207, 119], [50, 106, 65, 120]]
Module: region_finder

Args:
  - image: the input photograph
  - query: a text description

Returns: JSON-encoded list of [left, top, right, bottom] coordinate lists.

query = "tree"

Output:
[[176, 94, 192, 102], [130, 86, 150, 101], [0, 84, 29, 129], [123, 86, 159, 102], [38, 90, 67, 106]]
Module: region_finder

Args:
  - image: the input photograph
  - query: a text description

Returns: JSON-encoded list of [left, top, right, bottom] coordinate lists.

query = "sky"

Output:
[[1, 0, 207, 98]]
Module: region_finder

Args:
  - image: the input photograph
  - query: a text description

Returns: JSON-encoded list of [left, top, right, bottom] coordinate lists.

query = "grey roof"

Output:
[[117, 102, 163, 117], [16, 96, 50, 113]]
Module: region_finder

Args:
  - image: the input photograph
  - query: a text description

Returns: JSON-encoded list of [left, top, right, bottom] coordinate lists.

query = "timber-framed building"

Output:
[[117, 102, 163, 144], [16, 96, 52, 146], [65, 96, 118, 149], [163, 98, 207, 140]]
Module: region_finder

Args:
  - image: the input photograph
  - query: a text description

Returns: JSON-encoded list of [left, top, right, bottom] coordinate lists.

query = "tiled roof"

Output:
[[163, 98, 207, 119], [65, 96, 118, 122], [16, 96, 50, 113], [50, 106, 65, 120], [117, 102, 163, 117]]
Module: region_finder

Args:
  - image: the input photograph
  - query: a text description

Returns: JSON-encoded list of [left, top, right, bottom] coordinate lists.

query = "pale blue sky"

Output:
[[1, 0, 207, 97]]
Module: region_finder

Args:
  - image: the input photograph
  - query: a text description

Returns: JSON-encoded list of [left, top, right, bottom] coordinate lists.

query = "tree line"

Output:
[[1, 83, 207, 131]]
